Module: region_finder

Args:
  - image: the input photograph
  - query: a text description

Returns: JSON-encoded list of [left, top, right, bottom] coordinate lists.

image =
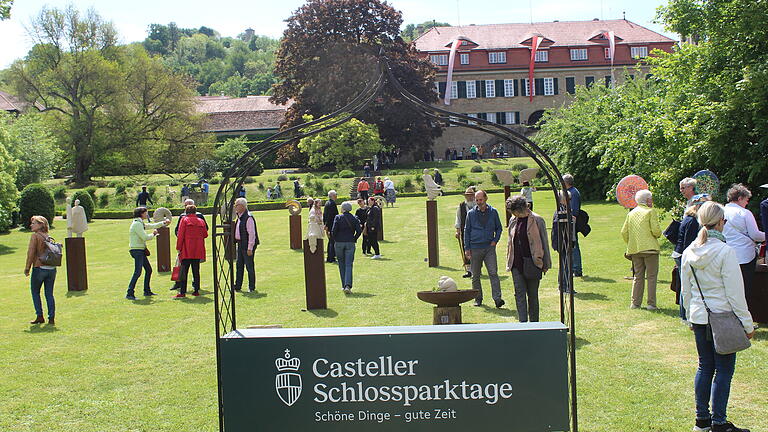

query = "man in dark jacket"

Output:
[[464, 190, 504, 308], [136, 186, 153, 207], [233, 197, 259, 292], [323, 190, 339, 263], [366, 197, 382, 259]]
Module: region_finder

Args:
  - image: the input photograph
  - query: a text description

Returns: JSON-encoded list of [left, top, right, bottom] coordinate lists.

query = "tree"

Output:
[[298, 114, 383, 170], [0, 112, 64, 189], [0, 0, 12, 20], [0, 120, 19, 231], [401, 21, 451, 42], [271, 0, 441, 165], [215, 136, 249, 167]]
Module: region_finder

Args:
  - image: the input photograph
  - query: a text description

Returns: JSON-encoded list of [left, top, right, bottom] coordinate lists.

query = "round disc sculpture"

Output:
[[210, 53, 578, 432], [616, 174, 649, 209], [693, 169, 719, 197]]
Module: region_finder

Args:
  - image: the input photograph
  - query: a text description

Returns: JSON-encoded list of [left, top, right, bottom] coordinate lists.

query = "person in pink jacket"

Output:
[[174, 205, 208, 298]]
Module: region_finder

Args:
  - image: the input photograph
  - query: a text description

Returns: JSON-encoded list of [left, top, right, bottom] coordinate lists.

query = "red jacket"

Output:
[[373, 180, 384, 195], [177, 215, 208, 260]]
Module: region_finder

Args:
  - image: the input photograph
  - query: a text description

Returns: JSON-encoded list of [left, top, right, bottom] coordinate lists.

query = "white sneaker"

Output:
[[342, 287, 351, 294], [645, 305, 658, 311], [630, 304, 640, 309], [371, 255, 382, 259]]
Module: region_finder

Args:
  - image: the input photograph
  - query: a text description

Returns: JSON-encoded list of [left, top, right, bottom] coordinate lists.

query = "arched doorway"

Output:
[[527, 109, 546, 127]]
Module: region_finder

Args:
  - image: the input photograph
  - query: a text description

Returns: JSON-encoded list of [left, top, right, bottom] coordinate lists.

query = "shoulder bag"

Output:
[[690, 268, 751, 355], [663, 219, 681, 243], [40, 235, 63, 267]]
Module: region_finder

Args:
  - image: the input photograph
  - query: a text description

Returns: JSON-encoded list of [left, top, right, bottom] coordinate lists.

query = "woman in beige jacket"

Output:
[[24, 215, 57, 325], [506, 195, 552, 322]]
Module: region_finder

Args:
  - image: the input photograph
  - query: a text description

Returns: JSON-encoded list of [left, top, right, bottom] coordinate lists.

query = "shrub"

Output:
[[257, 182, 265, 190], [470, 165, 484, 173], [85, 186, 98, 200], [243, 176, 255, 184], [305, 174, 315, 180], [512, 163, 529, 171], [277, 174, 289, 181], [459, 179, 474, 190], [70, 190, 95, 222], [98, 192, 110, 208], [321, 174, 330, 179], [402, 178, 414, 192], [490, 171, 502, 186], [414, 174, 424, 183], [107, 181, 119, 188], [19, 183, 55, 229], [51, 185, 67, 200], [289, 175, 299, 180], [339, 170, 356, 178], [249, 162, 264, 176], [210, 176, 222, 184], [456, 172, 467, 182], [125, 181, 135, 188], [197, 159, 219, 181], [148, 186, 157, 197], [115, 183, 126, 194], [0, 207, 12, 232]]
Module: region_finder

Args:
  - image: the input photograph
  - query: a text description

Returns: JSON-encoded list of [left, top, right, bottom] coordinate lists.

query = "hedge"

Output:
[[19, 183, 55, 229]]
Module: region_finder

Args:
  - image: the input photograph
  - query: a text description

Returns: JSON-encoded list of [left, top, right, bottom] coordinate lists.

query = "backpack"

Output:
[[40, 235, 63, 267], [575, 209, 591, 237]]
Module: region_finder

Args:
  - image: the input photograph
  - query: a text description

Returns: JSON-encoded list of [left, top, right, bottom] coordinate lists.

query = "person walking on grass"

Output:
[[173, 205, 208, 298], [464, 190, 505, 308], [136, 186, 153, 207], [366, 196, 382, 259], [355, 198, 370, 255], [25, 216, 57, 325], [332, 202, 362, 294], [171, 199, 208, 292], [563, 174, 583, 277], [506, 195, 551, 322], [520, 181, 536, 210], [621, 189, 662, 310], [357, 177, 370, 201], [680, 201, 754, 432], [323, 190, 339, 262], [383, 178, 396, 207], [233, 197, 259, 292], [127, 207, 170, 300], [455, 187, 477, 278]]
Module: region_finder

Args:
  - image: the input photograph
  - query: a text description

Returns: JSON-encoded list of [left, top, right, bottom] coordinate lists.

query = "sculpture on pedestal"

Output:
[[285, 200, 302, 216], [436, 276, 458, 292], [66, 197, 89, 237], [423, 168, 442, 200], [152, 207, 173, 223], [306, 197, 325, 253], [493, 169, 515, 187]]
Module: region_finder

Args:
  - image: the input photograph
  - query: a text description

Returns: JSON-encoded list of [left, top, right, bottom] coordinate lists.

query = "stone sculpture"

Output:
[[152, 207, 172, 223], [285, 200, 302, 216], [423, 168, 442, 200], [67, 198, 88, 237], [493, 169, 515, 186], [436, 276, 458, 292], [306, 197, 325, 254]]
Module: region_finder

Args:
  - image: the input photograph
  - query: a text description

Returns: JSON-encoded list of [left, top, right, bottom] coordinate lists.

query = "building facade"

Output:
[[413, 19, 676, 156]]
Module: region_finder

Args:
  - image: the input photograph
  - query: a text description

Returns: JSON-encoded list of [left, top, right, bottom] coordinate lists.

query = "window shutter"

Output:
[[438, 82, 447, 99], [497, 112, 505, 124], [535, 78, 544, 96], [605, 76, 612, 87], [477, 80, 485, 98], [585, 76, 595, 87], [495, 80, 504, 97], [478, 112, 487, 120], [513, 79, 519, 97], [458, 81, 467, 98], [566, 77, 575, 94], [515, 112, 520, 124], [553, 78, 559, 95]]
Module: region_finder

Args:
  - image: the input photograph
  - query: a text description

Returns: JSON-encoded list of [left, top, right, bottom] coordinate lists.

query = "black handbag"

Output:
[[691, 268, 751, 355], [522, 256, 543, 280], [664, 220, 681, 243]]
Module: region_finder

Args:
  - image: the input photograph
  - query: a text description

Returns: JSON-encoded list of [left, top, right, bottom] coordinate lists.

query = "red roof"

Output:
[[0, 90, 40, 113], [414, 19, 675, 52], [195, 96, 290, 133]]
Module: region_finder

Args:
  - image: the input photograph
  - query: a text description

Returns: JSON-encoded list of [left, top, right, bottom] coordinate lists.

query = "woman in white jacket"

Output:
[[681, 201, 755, 432]]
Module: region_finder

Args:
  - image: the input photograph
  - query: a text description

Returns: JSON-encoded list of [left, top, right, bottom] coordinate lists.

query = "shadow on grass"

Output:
[[434, 265, 460, 271], [483, 305, 516, 317], [65, 290, 88, 298], [575, 336, 591, 350], [241, 291, 268, 300], [0, 243, 17, 256], [753, 330, 768, 341], [307, 308, 339, 318], [181, 296, 214, 304], [345, 291, 376, 298], [649, 307, 681, 319], [574, 292, 609, 301], [24, 324, 59, 334], [581, 275, 616, 284]]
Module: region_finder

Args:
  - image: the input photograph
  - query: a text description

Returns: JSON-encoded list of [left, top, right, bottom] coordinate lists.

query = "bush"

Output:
[[85, 186, 98, 200], [0, 207, 12, 232], [456, 172, 467, 182], [402, 178, 414, 192], [107, 181, 119, 188], [249, 162, 264, 176], [98, 192, 110, 208], [210, 176, 222, 184], [512, 163, 529, 171], [277, 174, 289, 181], [115, 183, 126, 194], [243, 176, 255, 184], [19, 183, 55, 229], [257, 182, 265, 190], [490, 171, 502, 186], [197, 159, 219, 181], [459, 179, 474, 190], [70, 190, 95, 222], [125, 181, 135, 188], [470, 165, 484, 173], [51, 185, 67, 200], [321, 174, 330, 179], [148, 186, 157, 197], [289, 175, 299, 180]]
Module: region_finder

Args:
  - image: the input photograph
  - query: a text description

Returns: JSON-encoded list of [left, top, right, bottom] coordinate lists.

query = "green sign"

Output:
[[220, 323, 570, 431]]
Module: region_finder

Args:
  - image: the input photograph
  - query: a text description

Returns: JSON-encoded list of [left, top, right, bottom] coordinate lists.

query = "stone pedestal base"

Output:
[[426, 200, 439, 267], [65, 237, 88, 291], [156, 226, 171, 272], [289, 214, 302, 250], [433, 306, 462, 325], [303, 239, 327, 310]]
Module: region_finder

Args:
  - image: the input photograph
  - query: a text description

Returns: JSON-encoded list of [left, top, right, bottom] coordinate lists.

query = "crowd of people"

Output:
[[441, 144, 487, 161]]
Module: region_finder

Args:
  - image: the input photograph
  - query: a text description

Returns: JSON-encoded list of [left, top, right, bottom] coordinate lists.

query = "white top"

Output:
[[681, 237, 754, 333], [384, 180, 395, 190], [722, 202, 765, 264], [520, 187, 535, 203]]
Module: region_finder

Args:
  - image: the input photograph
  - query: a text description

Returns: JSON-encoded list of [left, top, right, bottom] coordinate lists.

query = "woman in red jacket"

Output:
[[174, 205, 208, 298]]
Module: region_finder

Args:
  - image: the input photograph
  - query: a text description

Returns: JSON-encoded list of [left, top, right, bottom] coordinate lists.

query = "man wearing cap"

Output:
[[455, 186, 476, 278], [464, 190, 505, 308]]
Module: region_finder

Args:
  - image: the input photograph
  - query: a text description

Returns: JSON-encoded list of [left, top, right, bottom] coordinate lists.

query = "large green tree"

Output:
[[271, 0, 441, 165], [0, 0, 12, 20], [0, 112, 63, 189], [0, 120, 19, 231], [298, 114, 384, 170]]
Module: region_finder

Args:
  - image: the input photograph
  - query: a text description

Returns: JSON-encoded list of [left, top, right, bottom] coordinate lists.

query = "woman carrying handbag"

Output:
[[680, 201, 755, 432]]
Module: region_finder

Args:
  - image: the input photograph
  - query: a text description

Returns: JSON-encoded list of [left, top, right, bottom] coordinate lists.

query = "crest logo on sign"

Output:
[[275, 349, 302, 406]]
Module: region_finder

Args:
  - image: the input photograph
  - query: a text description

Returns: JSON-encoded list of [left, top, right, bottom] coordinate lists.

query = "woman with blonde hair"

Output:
[[24, 216, 57, 325], [681, 201, 754, 432], [621, 189, 662, 310]]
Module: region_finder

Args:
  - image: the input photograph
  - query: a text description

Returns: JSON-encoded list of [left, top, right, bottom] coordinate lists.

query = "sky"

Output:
[[0, 0, 674, 68]]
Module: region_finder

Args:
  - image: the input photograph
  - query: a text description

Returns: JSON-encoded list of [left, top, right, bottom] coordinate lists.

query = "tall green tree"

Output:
[[298, 114, 383, 170], [0, 119, 19, 231], [271, 0, 441, 165], [0, 112, 63, 188]]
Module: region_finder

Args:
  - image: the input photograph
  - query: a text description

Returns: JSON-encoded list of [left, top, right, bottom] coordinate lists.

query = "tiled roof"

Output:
[[196, 96, 290, 133], [0, 90, 35, 112], [414, 19, 675, 52]]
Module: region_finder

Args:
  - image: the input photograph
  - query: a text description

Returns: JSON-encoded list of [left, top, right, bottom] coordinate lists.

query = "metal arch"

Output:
[[212, 53, 578, 432]]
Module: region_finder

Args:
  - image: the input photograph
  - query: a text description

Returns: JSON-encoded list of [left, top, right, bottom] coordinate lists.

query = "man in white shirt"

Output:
[[723, 184, 765, 298]]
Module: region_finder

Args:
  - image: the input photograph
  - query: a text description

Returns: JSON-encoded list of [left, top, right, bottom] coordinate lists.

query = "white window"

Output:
[[460, 53, 469, 65], [466, 80, 476, 98], [450, 81, 458, 99], [430, 54, 448, 65], [631, 46, 648, 58], [503, 79, 515, 97], [486, 112, 497, 123], [488, 51, 506, 64], [570, 48, 588, 61], [523, 78, 534, 96], [604, 48, 612, 59], [535, 50, 548, 62], [543, 77, 554, 96], [485, 80, 495, 98], [505, 112, 516, 124], [467, 113, 477, 125]]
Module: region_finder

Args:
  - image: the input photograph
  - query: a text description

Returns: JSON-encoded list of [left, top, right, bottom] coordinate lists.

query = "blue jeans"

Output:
[[128, 249, 153, 296], [31, 267, 56, 318], [572, 237, 582, 275], [335, 242, 356, 288], [693, 324, 736, 424]]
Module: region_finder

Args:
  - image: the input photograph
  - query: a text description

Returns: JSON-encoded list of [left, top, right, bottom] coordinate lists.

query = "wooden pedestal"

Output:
[[156, 226, 171, 272], [289, 214, 302, 250], [433, 306, 462, 324], [750, 264, 768, 323], [504, 186, 511, 227], [303, 239, 327, 310], [65, 237, 88, 291], [426, 200, 439, 267]]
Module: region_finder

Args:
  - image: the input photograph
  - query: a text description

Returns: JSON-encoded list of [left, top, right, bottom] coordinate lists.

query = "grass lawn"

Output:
[[1, 192, 766, 431]]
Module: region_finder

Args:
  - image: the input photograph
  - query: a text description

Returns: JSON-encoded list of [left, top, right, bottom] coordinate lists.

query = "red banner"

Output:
[[528, 36, 541, 102]]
